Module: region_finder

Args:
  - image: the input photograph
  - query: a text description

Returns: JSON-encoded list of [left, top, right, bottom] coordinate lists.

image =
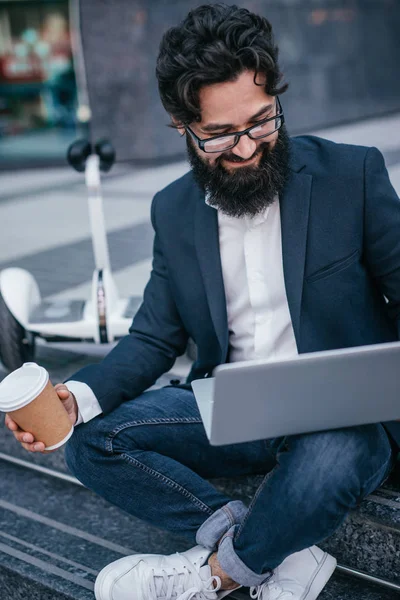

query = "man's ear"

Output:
[[171, 117, 186, 137]]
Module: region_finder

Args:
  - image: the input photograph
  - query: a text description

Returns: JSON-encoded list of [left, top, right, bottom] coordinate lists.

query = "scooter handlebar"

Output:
[[67, 139, 116, 173]]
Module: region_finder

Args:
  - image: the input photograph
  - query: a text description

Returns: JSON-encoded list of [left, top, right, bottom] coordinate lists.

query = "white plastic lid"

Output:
[[0, 362, 49, 412]]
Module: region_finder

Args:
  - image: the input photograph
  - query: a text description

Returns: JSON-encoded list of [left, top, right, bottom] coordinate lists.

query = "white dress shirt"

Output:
[[218, 198, 298, 362], [69, 196, 298, 425]]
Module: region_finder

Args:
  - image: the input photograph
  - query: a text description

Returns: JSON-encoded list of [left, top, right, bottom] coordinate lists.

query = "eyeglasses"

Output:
[[185, 96, 284, 154]]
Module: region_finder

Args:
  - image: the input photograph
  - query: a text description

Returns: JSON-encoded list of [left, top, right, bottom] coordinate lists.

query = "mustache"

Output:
[[216, 143, 268, 165]]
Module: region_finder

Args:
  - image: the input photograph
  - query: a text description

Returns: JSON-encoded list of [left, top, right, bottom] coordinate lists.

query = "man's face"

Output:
[[184, 70, 291, 218]]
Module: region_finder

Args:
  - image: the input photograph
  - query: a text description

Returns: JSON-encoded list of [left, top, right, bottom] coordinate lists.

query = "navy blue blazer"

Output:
[[71, 136, 400, 447]]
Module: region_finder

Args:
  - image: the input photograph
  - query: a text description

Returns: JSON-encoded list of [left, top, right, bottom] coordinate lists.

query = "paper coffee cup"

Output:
[[0, 363, 74, 451]]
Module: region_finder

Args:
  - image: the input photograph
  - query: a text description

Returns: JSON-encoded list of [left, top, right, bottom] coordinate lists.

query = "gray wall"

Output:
[[79, 0, 400, 162]]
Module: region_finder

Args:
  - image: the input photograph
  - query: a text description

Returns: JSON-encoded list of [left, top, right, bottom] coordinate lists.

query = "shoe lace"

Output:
[[144, 553, 222, 600], [250, 580, 294, 600]]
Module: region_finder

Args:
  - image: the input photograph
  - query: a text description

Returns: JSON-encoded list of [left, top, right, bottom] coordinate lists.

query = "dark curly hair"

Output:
[[156, 3, 288, 127]]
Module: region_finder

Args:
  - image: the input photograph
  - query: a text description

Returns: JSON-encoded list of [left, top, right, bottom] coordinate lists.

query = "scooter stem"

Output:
[[85, 154, 111, 271]]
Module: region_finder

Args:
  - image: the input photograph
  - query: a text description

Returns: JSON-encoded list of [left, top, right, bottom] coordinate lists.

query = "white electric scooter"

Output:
[[0, 140, 143, 372]]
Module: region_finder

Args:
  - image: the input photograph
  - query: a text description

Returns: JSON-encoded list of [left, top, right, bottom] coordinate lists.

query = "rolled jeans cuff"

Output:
[[217, 524, 273, 587], [195, 501, 248, 551]]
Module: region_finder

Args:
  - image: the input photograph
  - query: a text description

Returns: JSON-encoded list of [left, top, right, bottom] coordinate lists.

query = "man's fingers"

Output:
[[21, 441, 45, 453], [55, 383, 68, 390], [12, 429, 45, 451], [5, 415, 18, 431], [4, 414, 45, 452], [54, 384, 70, 398], [5, 417, 35, 444], [16, 431, 34, 444]]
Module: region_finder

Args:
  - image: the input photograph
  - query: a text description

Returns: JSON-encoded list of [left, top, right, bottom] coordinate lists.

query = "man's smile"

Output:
[[223, 154, 259, 167], [221, 149, 264, 169]]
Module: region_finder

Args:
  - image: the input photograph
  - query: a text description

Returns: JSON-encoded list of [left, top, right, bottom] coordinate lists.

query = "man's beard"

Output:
[[186, 124, 291, 218]]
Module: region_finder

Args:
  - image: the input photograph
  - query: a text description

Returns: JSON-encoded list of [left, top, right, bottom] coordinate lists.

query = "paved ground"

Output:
[[0, 113, 399, 391]]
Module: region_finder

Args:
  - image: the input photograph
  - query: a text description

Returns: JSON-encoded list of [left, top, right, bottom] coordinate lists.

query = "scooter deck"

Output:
[[25, 296, 143, 342], [30, 300, 85, 324]]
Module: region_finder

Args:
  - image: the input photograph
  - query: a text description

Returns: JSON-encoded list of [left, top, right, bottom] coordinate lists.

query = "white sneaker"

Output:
[[94, 544, 239, 600], [249, 546, 336, 600]]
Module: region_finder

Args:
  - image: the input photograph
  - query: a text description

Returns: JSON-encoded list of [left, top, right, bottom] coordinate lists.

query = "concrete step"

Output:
[[0, 457, 193, 600], [0, 459, 399, 600], [319, 571, 400, 599], [1, 412, 400, 588]]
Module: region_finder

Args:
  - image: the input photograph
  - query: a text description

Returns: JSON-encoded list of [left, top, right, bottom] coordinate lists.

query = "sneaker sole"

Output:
[[303, 552, 337, 600]]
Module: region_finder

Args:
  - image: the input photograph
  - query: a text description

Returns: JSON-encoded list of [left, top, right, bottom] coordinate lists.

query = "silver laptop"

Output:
[[191, 341, 400, 445]]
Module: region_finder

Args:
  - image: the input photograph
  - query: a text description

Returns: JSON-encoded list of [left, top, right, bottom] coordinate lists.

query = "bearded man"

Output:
[[6, 4, 400, 600]]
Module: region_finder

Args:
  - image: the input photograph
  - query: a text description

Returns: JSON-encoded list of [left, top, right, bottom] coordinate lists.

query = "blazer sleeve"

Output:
[[66, 192, 189, 414], [363, 147, 400, 338]]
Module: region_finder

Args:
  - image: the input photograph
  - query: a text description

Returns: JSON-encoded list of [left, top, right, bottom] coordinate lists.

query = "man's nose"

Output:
[[231, 134, 257, 160]]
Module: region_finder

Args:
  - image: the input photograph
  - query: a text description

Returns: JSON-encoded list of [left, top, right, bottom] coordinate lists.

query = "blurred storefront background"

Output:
[[0, 0, 399, 168], [0, 0, 79, 166]]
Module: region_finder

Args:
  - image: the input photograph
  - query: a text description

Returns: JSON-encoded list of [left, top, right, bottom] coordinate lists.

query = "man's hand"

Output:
[[4, 383, 78, 453]]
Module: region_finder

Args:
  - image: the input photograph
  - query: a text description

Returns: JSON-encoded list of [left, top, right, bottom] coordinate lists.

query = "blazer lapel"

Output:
[[194, 191, 228, 358], [280, 167, 312, 348]]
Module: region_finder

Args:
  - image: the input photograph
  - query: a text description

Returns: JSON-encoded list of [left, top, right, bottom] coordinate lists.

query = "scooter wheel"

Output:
[[0, 291, 35, 372]]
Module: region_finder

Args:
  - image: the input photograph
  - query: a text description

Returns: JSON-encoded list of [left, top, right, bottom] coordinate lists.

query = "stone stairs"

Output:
[[0, 447, 399, 599], [0, 344, 399, 598]]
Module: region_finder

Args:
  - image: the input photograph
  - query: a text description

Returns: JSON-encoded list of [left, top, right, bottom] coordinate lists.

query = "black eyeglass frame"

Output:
[[185, 96, 284, 153]]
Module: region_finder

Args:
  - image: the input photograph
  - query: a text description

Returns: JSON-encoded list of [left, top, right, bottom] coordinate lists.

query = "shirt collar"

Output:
[[205, 191, 276, 226]]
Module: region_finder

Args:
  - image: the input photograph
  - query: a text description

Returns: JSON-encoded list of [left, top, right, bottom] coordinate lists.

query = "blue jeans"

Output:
[[65, 386, 395, 587]]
